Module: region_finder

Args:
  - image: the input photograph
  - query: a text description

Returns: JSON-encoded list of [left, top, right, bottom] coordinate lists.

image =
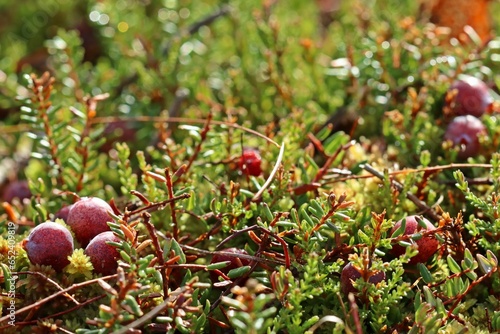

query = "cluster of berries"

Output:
[[23, 197, 120, 275], [444, 76, 494, 159], [341, 215, 439, 295]]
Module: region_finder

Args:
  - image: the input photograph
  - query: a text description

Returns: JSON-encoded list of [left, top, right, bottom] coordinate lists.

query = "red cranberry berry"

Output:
[[340, 262, 386, 295], [239, 148, 262, 176], [24, 222, 74, 272], [444, 115, 486, 159], [85, 231, 121, 276], [390, 215, 439, 265], [67, 197, 113, 247], [448, 76, 493, 117], [2, 180, 31, 203], [210, 248, 251, 283], [54, 204, 73, 222]]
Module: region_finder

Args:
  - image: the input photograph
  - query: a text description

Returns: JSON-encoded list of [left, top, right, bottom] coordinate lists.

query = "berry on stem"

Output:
[[340, 262, 385, 295], [444, 115, 486, 159], [2, 180, 31, 203], [239, 148, 262, 176], [448, 76, 493, 117], [67, 197, 113, 247], [24, 222, 74, 272], [54, 204, 73, 222], [390, 215, 439, 265], [85, 231, 121, 276]]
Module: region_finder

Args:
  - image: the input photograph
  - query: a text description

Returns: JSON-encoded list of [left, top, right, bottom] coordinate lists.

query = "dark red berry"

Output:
[[2, 180, 31, 203], [54, 204, 73, 222], [239, 148, 262, 176], [444, 115, 486, 159], [67, 197, 113, 247], [85, 231, 121, 276], [24, 222, 74, 272], [448, 76, 493, 117], [390, 215, 439, 265], [210, 248, 251, 283], [340, 262, 385, 295]]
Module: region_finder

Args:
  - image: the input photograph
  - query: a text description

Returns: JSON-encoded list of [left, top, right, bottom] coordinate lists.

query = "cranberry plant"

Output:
[[1, 0, 500, 333]]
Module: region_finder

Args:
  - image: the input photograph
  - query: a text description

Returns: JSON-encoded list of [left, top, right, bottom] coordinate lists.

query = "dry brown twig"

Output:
[[0, 274, 117, 325]]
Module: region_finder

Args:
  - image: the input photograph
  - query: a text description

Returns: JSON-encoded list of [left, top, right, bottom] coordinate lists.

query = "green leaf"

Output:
[[477, 254, 493, 275], [168, 238, 186, 264], [123, 295, 143, 317], [487, 250, 498, 266], [391, 218, 406, 238], [221, 296, 247, 310], [119, 250, 131, 263], [156, 316, 174, 323], [300, 206, 315, 227], [326, 221, 341, 233], [410, 233, 423, 241], [240, 189, 255, 198], [175, 316, 191, 334], [152, 270, 163, 286], [261, 202, 274, 221], [397, 240, 413, 248], [207, 261, 231, 271], [464, 270, 478, 281], [462, 248, 476, 270], [276, 220, 297, 228], [419, 150, 431, 167], [1, 263, 12, 292], [447, 255, 461, 274], [415, 302, 432, 323], [194, 313, 207, 332], [435, 297, 446, 316], [423, 286, 436, 306], [290, 208, 300, 225], [310, 200, 325, 217], [418, 263, 433, 283], [227, 265, 251, 279], [414, 291, 422, 311], [358, 230, 371, 244], [459, 277, 470, 295], [415, 216, 428, 229], [447, 282, 458, 303]]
